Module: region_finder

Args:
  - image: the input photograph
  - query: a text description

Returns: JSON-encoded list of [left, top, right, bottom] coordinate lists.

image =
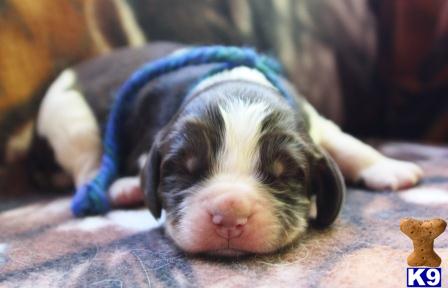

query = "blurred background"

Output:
[[1, 0, 447, 192]]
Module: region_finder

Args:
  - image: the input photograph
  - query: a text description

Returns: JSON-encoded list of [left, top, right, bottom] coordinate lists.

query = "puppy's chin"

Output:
[[205, 249, 250, 257], [165, 225, 279, 256], [165, 220, 304, 256]]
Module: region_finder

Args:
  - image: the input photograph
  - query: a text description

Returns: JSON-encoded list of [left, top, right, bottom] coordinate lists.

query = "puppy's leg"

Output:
[[37, 69, 101, 187], [108, 154, 147, 206], [304, 103, 423, 190], [109, 176, 144, 207]]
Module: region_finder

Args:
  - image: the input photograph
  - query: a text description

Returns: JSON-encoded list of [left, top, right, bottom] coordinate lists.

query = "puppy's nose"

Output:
[[210, 193, 252, 239], [212, 214, 247, 239]]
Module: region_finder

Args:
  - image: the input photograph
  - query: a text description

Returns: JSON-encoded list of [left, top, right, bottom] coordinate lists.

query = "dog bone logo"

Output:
[[400, 218, 447, 267]]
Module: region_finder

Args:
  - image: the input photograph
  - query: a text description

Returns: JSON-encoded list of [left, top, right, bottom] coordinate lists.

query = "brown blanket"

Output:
[[1, 142, 448, 287]]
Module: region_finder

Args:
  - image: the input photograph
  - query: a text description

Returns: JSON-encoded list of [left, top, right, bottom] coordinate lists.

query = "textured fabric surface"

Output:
[[1, 142, 447, 288]]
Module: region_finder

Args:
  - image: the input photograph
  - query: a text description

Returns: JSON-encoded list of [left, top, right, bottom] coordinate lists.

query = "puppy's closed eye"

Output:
[[273, 153, 304, 179], [258, 132, 306, 186], [262, 152, 305, 186], [161, 123, 217, 190], [162, 152, 207, 181]]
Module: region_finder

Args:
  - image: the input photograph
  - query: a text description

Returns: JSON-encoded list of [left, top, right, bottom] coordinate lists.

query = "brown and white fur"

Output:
[[34, 42, 423, 256]]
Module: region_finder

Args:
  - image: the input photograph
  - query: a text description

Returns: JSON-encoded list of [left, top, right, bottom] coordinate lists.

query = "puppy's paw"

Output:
[[109, 177, 144, 207], [357, 158, 423, 191]]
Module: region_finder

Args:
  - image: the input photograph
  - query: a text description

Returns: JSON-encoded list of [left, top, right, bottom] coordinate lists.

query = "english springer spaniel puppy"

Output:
[[35, 42, 422, 255]]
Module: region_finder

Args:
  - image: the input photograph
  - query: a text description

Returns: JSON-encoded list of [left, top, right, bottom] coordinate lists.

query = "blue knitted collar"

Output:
[[71, 45, 294, 216]]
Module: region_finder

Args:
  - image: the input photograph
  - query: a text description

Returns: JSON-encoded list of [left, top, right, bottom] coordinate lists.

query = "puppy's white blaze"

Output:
[[193, 66, 275, 93], [216, 100, 271, 176]]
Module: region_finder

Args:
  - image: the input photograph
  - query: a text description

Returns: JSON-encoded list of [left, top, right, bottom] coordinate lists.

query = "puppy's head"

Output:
[[141, 82, 344, 255]]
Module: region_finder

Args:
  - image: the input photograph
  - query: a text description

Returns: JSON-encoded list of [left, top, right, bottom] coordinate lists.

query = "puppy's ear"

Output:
[[141, 143, 162, 219], [309, 148, 345, 228]]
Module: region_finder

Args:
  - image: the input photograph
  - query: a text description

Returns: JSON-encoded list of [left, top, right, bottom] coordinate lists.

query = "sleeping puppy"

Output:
[[35, 42, 423, 255]]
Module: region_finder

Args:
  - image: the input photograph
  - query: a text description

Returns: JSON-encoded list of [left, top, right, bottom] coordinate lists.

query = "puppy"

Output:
[[35, 42, 423, 255]]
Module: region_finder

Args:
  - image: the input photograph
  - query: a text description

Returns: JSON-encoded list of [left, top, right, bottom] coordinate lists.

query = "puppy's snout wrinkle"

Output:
[[209, 193, 253, 239]]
